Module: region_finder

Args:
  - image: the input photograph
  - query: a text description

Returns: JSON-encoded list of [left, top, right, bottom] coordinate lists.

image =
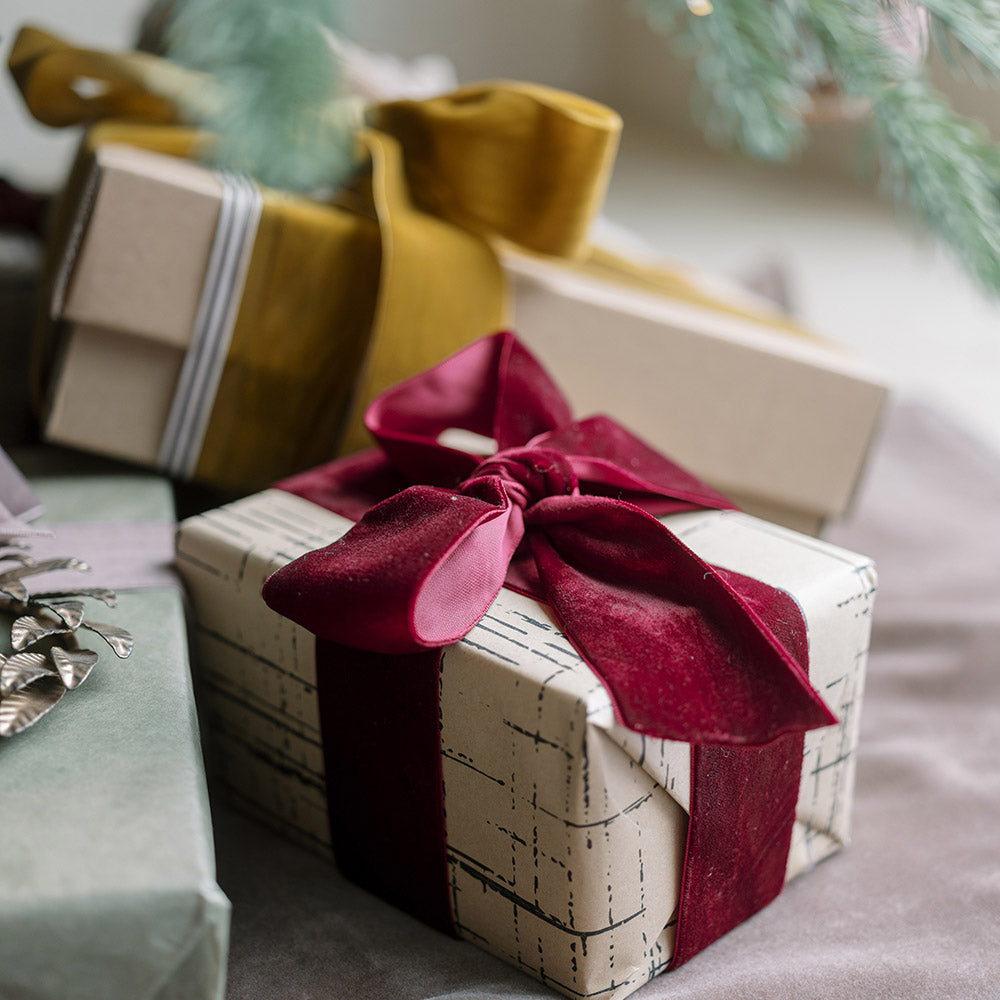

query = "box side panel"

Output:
[[509, 263, 887, 521], [45, 324, 182, 467], [176, 490, 342, 851]]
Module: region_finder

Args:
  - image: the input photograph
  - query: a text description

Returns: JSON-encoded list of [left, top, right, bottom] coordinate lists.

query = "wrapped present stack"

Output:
[[8, 25, 885, 530], [6, 11, 886, 1000]]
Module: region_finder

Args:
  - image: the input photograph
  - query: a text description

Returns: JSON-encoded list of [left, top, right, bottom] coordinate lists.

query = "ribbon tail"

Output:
[[8, 25, 193, 127], [263, 479, 522, 654], [335, 130, 508, 456], [525, 495, 836, 745]]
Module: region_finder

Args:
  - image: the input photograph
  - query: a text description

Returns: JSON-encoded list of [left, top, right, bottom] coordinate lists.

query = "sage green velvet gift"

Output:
[[0, 455, 229, 1000]]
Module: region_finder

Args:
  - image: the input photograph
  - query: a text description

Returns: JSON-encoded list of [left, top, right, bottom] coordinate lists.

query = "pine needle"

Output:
[[873, 80, 1000, 291], [165, 0, 360, 193], [635, 0, 1000, 297], [922, 0, 1000, 78]]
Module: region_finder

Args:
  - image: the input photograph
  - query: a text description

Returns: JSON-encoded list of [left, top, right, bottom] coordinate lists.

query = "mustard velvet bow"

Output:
[[8, 26, 627, 483], [8, 26, 808, 489]]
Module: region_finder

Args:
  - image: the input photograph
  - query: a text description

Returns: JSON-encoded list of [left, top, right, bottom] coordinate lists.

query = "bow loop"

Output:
[[523, 494, 835, 743], [264, 480, 523, 655], [8, 26, 195, 128], [365, 332, 574, 486], [540, 414, 738, 514], [374, 82, 621, 259]]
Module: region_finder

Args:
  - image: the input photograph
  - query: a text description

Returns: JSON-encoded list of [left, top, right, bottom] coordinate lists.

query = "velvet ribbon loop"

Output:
[[264, 331, 836, 746], [373, 82, 619, 260]]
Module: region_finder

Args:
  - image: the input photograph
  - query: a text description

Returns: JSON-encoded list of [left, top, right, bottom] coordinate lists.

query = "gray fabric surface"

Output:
[[212, 399, 1000, 999]]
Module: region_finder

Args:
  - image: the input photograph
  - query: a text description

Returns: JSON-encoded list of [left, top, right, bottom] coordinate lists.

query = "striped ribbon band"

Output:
[[158, 172, 262, 479]]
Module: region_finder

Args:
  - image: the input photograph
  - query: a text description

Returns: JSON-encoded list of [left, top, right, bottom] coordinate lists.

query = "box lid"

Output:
[[53, 143, 224, 350]]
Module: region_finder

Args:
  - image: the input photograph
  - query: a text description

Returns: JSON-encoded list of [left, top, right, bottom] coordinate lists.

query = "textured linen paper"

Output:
[[205, 399, 1000, 1000], [0, 463, 229, 1000], [178, 490, 873, 999]]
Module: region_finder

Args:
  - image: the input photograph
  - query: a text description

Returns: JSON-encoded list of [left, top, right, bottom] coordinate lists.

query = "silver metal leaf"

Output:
[[0, 580, 28, 602], [11, 613, 72, 651], [0, 550, 34, 566], [31, 588, 119, 608], [0, 676, 65, 736], [0, 652, 54, 696], [81, 620, 134, 658], [41, 601, 86, 630], [50, 646, 99, 690], [0, 557, 90, 583]]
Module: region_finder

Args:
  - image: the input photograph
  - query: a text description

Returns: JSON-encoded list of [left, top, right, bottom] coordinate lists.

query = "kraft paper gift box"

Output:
[[175, 333, 876, 1000], [11, 26, 886, 526], [505, 251, 887, 534], [0, 449, 229, 1000], [40, 135, 381, 492], [11, 26, 626, 493]]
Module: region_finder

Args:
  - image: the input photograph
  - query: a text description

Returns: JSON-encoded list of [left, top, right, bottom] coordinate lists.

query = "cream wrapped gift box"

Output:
[[0, 453, 229, 1000], [177, 491, 873, 999], [175, 333, 875, 999]]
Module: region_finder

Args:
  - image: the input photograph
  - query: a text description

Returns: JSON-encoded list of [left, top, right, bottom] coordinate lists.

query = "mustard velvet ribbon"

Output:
[[9, 26, 808, 490]]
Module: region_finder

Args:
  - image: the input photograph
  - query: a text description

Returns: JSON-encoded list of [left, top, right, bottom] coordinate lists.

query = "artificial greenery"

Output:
[[160, 0, 1000, 294], [165, 0, 359, 193], [638, 0, 1000, 294]]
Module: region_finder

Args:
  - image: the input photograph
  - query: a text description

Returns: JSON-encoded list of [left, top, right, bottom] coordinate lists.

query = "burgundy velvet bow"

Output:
[[264, 331, 835, 746]]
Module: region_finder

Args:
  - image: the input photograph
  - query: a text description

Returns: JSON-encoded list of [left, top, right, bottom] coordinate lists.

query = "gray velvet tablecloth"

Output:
[[212, 399, 1000, 1000]]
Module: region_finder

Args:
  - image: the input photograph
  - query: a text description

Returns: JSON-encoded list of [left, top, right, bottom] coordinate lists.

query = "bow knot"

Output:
[[464, 446, 579, 512]]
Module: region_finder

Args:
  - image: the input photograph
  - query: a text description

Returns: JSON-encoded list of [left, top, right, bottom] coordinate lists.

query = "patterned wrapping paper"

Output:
[[177, 487, 874, 1000], [0, 459, 229, 1000]]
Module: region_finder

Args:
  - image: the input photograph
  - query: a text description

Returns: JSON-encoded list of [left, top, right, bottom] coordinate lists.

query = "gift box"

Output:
[[11, 27, 623, 494], [505, 250, 887, 534], [0, 449, 229, 999], [175, 333, 875, 999], [11, 27, 886, 526], [41, 136, 381, 491]]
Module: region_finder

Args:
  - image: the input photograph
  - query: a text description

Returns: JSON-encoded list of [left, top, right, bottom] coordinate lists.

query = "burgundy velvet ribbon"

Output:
[[264, 331, 837, 965]]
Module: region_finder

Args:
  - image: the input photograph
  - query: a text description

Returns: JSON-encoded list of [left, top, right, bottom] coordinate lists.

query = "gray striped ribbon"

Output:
[[158, 172, 263, 479]]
